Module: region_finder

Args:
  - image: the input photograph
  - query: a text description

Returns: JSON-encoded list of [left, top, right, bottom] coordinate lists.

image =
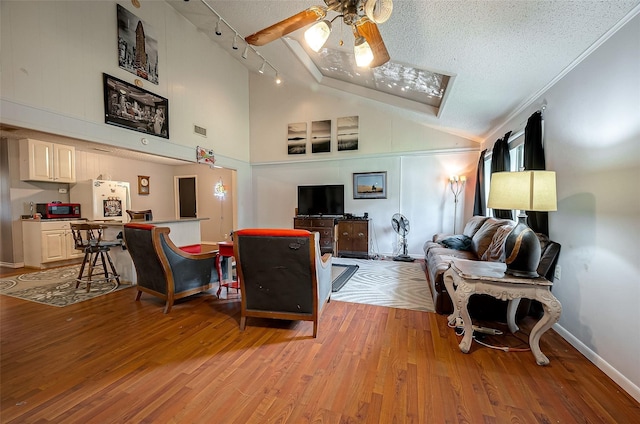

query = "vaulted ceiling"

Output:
[[167, 0, 639, 141]]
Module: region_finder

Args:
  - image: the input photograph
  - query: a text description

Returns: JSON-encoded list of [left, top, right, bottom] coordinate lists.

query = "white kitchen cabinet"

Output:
[[19, 138, 76, 183], [22, 220, 84, 268]]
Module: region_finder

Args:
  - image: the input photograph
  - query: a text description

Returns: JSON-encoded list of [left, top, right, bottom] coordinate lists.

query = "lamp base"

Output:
[[504, 214, 541, 278]]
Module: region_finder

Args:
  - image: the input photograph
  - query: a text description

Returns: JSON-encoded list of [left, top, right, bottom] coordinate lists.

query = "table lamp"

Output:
[[487, 171, 557, 277]]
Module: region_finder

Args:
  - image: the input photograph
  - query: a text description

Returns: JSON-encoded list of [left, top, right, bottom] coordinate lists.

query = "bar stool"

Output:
[[70, 223, 122, 292]]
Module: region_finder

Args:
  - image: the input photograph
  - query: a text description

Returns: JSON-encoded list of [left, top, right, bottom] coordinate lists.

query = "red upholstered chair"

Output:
[[233, 228, 333, 338], [123, 223, 218, 313]]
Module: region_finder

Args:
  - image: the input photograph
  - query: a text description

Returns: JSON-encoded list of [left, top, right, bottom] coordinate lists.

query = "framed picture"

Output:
[[103, 73, 169, 139], [287, 122, 307, 155], [311, 120, 331, 153], [117, 4, 159, 84], [337, 116, 359, 151], [353, 172, 387, 199]]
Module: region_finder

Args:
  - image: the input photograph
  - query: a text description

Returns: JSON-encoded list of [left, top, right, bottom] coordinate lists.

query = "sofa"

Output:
[[423, 216, 561, 319]]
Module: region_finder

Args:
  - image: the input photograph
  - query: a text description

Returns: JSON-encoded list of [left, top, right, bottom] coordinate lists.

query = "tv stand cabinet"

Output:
[[337, 218, 369, 259], [293, 217, 336, 255]]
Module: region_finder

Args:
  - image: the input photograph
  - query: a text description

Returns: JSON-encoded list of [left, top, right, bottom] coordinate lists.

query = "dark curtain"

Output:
[[523, 110, 549, 235], [473, 149, 487, 216], [490, 131, 513, 219]]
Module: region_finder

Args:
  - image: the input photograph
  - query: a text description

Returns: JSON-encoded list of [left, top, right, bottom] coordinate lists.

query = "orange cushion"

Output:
[[124, 223, 155, 230], [180, 244, 202, 254], [235, 229, 312, 237]]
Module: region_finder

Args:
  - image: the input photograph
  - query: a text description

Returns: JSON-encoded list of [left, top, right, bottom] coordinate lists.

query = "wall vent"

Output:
[[194, 125, 207, 137]]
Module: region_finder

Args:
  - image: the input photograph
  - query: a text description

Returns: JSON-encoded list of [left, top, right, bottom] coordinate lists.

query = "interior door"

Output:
[[177, 176, 197, 218]]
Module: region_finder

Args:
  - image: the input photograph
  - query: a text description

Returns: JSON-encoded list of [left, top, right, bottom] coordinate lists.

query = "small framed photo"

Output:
[[353, 171, 387, 199]]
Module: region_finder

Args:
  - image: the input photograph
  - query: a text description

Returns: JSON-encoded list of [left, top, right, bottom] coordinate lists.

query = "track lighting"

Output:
[[201, 1, 281, 85]]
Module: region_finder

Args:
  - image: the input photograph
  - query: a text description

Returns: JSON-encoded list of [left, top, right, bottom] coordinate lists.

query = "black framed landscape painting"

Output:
[[103, 73, 169, 139], [311, 120, 331, 153], [337, 116, 358, 151], [287, 122, 307, 154]]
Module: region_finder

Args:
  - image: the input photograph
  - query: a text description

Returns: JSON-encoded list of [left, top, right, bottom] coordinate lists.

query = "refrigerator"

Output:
[[70, 179, 131, 222]]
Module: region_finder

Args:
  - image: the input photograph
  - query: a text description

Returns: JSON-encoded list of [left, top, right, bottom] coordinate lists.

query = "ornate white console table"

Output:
[[443, 258, 562, 365]]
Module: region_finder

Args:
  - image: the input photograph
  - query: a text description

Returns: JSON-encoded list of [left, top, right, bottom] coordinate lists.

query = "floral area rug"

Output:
[[0, 265, 131, 307]]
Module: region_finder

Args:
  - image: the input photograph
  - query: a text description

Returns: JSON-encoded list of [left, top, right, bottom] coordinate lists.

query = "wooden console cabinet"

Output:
[[293, 217, 336, 255], [337, 219, 369, 259]]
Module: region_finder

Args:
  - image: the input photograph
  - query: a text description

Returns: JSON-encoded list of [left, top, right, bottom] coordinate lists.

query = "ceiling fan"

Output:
[[245, 0, 392, 68]]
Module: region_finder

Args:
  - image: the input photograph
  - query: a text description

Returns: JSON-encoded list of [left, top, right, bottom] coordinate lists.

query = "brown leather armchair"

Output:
[[234, 228, 332, 338], [123, 223, 218, 313]]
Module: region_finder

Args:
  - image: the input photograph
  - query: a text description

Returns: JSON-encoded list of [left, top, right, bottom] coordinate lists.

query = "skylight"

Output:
[[285, 38, 452, 116]]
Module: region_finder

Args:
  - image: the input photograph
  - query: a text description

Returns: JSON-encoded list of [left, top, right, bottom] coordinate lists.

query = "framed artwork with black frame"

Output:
[[103, 73, 169, 139], [353, 171, 387, 199]]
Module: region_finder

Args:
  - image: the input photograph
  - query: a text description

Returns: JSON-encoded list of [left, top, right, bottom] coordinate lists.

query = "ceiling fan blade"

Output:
[[245, 6, 327, 46], [354, 17, 390, 68]]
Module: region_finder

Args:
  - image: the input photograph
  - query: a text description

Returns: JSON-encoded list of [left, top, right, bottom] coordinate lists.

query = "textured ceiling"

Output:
[[168, 0, 640, 141]]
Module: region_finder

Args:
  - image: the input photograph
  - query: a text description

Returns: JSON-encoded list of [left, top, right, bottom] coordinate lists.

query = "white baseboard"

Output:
[[0, 261, 25, 268], [554, 323, 640, 403]]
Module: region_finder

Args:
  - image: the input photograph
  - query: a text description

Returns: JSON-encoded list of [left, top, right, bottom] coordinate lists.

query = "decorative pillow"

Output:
[[471, 218, 513, 259], [440, 234, 473, 251], [462, 216, 490, 238], [481, 224, 515, 262]]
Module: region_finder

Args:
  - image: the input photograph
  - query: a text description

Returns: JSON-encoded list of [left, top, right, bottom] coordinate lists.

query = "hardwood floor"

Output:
[[1, 270, 638, 423]]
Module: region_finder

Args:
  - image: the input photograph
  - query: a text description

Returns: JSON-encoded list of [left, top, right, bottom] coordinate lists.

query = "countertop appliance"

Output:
[[35, 202, 81, 219], [70, 179, 131, 222]]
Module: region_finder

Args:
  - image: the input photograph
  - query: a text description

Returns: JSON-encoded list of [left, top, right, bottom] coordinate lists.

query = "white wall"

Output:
[[0, 0, 254, 264], [252, 151, 479, 257], [482, 14, 640, 400], [0, 1, 250, 163], [248, 74, 480, 257]]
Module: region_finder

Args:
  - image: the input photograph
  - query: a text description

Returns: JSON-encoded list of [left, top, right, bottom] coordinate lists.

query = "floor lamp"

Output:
[[487, 171, 557, 277], [449, 175, 466, 233]]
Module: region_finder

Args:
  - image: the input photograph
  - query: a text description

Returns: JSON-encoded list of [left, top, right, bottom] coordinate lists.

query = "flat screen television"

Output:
[[297, 185, 344, 216]]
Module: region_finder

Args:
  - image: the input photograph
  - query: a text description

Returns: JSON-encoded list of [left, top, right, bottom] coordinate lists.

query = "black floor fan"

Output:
[[391, 213, 415, 262]]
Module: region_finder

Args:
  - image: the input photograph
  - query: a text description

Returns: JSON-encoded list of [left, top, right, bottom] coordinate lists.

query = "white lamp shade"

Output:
[[354, 37, 374, 67], [304, 20, 331, 52], [487, 171, 557, 211]]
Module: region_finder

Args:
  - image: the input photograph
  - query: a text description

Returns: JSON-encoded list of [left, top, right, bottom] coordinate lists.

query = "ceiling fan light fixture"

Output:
[[354, 36, 374, 67], [304, 20, 332, 52]]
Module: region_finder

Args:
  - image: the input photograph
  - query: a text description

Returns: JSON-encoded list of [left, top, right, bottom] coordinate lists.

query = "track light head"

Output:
[[242, 45, 249, 59], [258, 61, 266, 74], [275, 72, 282, 85], [215, 16, 222, 36], [232, 34, 239, 50]]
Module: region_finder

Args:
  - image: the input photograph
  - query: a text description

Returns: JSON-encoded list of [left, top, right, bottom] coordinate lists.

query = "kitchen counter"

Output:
[[92, 218, 209, 284]]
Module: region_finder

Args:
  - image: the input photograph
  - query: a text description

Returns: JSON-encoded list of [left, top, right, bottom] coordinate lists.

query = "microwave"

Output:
[[36, 203, 82, 219]]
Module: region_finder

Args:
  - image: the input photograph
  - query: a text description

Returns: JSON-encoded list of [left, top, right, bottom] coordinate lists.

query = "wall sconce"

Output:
[[214, 179, 227, 198], [449, 175, 466, 233]]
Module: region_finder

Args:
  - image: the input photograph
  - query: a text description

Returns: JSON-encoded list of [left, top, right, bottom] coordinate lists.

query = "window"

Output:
[[484, 132, 525, 216]]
